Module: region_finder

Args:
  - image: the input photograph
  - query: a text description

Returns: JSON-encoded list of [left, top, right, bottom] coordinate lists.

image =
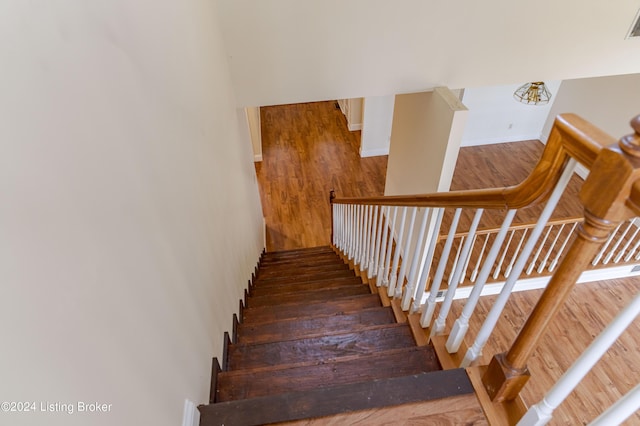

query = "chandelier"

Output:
[[513, 82, 552, 105]]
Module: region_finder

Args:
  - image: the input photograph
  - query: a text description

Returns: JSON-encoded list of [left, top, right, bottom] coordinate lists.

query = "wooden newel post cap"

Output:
[[619, 115, 640, 158]]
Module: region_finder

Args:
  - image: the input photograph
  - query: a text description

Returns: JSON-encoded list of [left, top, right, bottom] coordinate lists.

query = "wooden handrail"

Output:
[[331, 114, 606, 211], [482, 115, 640, 403]]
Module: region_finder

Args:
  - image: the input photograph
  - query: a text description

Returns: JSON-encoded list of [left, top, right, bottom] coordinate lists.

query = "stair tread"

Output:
[[242, 293, 382, 324], [237, 306, 396, 344], [227, 323, 415, 370], [258, 252, 343, 267], [254, 268, 354, 285], [200, 369, 474, 426], [217, 345, 440, 402], [246, 284, 371, 308], [250, 276, 363, 297], [258, 263, 348, 276], [261, 246, 334, 260]]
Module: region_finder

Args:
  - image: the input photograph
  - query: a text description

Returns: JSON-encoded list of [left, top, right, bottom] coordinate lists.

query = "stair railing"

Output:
[[330, 113, 640, 421]]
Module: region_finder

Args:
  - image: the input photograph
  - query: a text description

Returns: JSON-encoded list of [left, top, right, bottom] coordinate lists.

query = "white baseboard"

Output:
[[460, 134, 543, 147], [360, 147, 389, 158], [182, 399, 199, 426], [253, 154, 263, 162], [348, 123, 363, 131]]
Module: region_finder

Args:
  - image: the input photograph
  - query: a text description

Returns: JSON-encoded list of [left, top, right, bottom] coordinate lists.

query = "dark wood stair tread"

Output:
[[246, 284, 370, 308], [227, 323, 415, 370], [199, 369, 474, 426], [241, 293, 382, 324], [216, 346, 441, 402], [250, 276, 363, 297], [254, 268, 354, 285], [258, 252, 343, 268], [237, 306, 396, 344], [256, 263, 350, 280], [260, 246, 335, 261]]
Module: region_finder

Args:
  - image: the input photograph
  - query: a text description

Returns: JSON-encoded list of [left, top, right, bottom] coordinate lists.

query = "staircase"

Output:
[[198, 246, 482, 425]]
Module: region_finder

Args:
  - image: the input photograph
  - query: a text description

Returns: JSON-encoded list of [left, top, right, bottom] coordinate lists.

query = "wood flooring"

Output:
[[256, 101, 386, 251]]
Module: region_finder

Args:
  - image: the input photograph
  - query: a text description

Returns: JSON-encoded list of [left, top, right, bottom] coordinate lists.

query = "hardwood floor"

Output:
[[256, 101, 386, 251], [447, 278, 640, 425], [254, 101, 639, 424]]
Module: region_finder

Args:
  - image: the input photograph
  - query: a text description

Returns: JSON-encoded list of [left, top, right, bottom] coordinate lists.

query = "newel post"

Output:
[[482, 115, 640, 402]]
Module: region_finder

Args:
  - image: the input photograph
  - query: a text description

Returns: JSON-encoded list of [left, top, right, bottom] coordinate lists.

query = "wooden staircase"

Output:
[[198, 246, 482, 425]]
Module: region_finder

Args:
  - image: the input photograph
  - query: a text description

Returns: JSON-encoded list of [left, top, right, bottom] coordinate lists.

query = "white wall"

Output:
[[360, 96, 395, 157], [541, 73, 640, 142], [0, 2, 264, 426], [217, 0, 640, 107], [460, 82, 562, 146], [385, 88, 468, 196]]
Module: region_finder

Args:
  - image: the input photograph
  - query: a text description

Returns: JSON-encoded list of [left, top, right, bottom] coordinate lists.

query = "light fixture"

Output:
[[513, 82, 552, 105]]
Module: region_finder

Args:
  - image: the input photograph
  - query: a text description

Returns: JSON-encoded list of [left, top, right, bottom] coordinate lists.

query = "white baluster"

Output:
[[603, 220, 634, 265], [518, 293, 640, 426], [361, 205, 370, 268], [338, 204, 347, 252], [462, 158, 578, 367], [411, 208, 444, 313], [448, 236, 464, 286], [356, 205, 365, 265], [394, 207, 418, 299], [549, 222, 578, 272], [493, 230, 515, 279], [470, 234, 489, 283], [505, 229, 528, 278], [431, 209, 484, 339], [538, 224, 566, 273], [446, 209, 517, 353], [592, 223, 622, 265], [388, 207, 408, 296], [368, 205, 378, 277], [380, 206, 398, 286], [402, 208, 431, 310], [624, 225, 640, 262], [420, 208, 462, 328], [589, 383, 640, 426], [616, 219, 640, 263], [459, 235, 477, 285], [351, 205, 358, 261], [346, 205, 354, 259], [527, 225, 553, 275], [372, 205, 384, 276]]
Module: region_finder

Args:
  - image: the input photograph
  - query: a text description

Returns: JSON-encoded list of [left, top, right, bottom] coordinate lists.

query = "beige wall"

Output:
[[385, 88, 468, 196], [542, 74, 640, 142], [0, 2, 264, 426]]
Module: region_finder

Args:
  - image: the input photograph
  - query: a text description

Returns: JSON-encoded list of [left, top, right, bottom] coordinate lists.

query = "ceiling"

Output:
[[216, 0, 640, 106]]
